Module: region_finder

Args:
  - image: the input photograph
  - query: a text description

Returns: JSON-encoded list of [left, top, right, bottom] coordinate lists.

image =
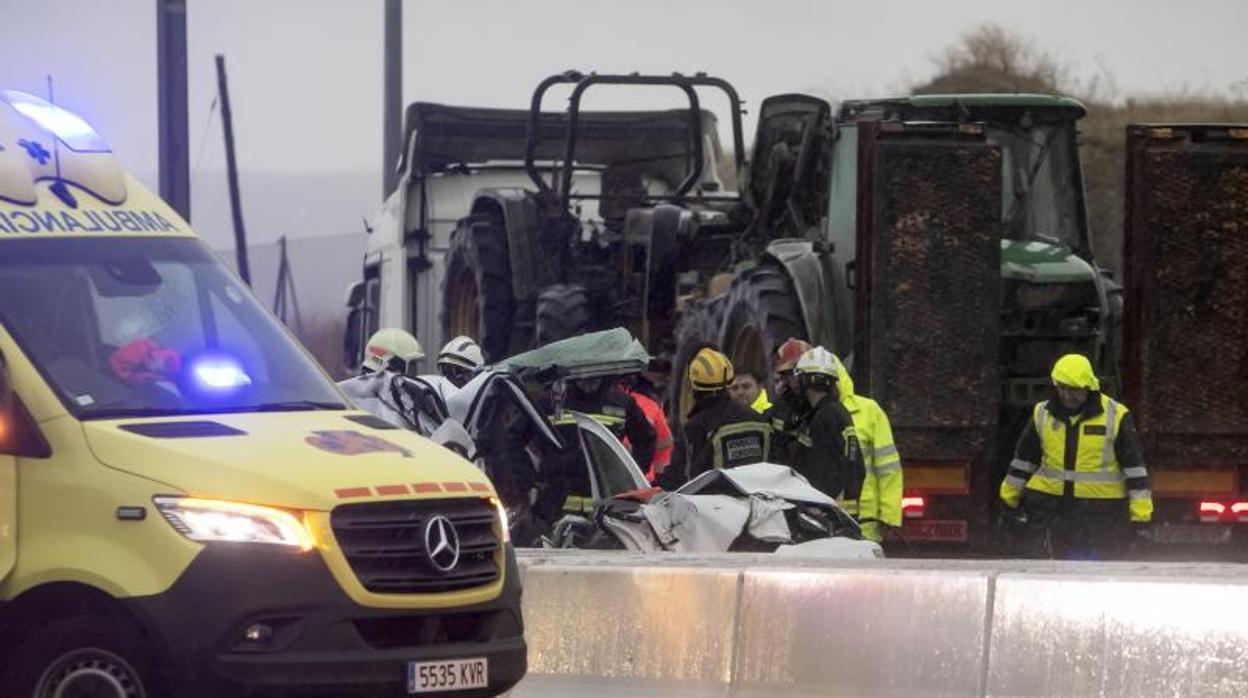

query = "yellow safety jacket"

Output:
[[829, 356, 901, 539], [750, 390, 772, 414], [999, 394, 1153, 523]]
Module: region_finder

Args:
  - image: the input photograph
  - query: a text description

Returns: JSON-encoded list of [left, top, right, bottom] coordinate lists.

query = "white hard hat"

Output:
[[363, 328, 424, 374], [438, 336, 484, 371], [793, 346, 838, 376]]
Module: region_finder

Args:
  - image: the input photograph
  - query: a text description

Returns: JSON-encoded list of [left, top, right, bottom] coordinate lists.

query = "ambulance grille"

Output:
[[331, 498, 500, 594]]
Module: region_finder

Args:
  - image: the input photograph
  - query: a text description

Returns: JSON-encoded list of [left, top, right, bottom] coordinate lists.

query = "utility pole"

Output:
[[273, 235, 304, 335], [215, 54, 250, 286], [383, 0, 402, 197], [156, 0, 190, 220]]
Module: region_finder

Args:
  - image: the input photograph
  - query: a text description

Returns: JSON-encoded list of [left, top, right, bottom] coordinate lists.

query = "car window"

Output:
[[581, 425, 646, 498]]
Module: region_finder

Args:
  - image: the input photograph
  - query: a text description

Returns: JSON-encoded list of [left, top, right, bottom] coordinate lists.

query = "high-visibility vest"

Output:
[[1003, 394, 1153, 522]]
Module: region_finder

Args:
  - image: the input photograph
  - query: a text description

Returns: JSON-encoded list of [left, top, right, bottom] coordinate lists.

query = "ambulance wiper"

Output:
[[247, 400, 345, 412], [85, 406, 218, 420]]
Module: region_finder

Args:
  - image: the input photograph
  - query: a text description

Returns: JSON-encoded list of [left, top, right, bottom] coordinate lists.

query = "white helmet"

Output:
[[362, 328, 424, 375], [438, 336, 484, 371], [794, 346, 839, 391]]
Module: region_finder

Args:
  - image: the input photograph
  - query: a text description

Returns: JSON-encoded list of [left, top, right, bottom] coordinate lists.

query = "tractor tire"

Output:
[[719, 265, 806, 390], [668, 297, 724, 425], [441, 216, 514, 362], [535, 284, 591, 346], [3, 614, 169, 698]]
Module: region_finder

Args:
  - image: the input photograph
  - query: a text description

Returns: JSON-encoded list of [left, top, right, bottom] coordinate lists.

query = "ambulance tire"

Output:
[[4, 613, 167, 698], [535, 284, 590, 346], [442, 216, 515, 363], [719, 265, 805, 390]]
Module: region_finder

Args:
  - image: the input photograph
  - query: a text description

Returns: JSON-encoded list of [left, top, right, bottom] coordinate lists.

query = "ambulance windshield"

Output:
[[0, 237, 344, 418]]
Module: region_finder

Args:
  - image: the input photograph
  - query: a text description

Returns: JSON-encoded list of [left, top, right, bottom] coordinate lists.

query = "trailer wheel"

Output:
[[719, 266, 806, 391], [442, 216, 514, 362], [535, 284, 591, 346], [3, 614, 167, 698]]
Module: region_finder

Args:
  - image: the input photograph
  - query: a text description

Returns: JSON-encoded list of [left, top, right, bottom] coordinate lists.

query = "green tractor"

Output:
[[703, 93, 1118, 548]]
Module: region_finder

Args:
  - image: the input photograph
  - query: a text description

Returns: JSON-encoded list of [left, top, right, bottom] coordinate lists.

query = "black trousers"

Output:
[[1009, 492, 1129, 560]]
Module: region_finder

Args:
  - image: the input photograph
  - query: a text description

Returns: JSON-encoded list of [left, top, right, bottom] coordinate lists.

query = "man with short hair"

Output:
[[730, 369, 772, 414], [999, 353, 1153, 559]]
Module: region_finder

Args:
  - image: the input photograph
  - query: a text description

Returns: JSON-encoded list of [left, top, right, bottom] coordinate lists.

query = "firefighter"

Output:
[[337, 328, 424, 429], [730, 369, 772, 414], [561, 375, 657, 475], [999, 353, 1154, 559], [659, 348, 769, 489], [791, 347, 865, 506], [829, 353, 903, 543], [764, 338, 812, 464], [437, 335, 484, 388]]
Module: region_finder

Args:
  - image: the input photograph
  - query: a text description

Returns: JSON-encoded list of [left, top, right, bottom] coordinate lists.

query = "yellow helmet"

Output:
[[689, 348, 734, 392], [1051, 353, 1099, 391]]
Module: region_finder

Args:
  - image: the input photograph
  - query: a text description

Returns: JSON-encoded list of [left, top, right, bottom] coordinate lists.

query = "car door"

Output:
[[573, 412, 649, 501]]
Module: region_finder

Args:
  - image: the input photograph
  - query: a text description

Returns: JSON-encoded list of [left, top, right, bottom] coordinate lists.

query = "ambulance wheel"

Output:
[[4, 614, 166, 698], [535, 284, 590, 346], [719, 265, 805, 391], [442, 215, 515, 363]]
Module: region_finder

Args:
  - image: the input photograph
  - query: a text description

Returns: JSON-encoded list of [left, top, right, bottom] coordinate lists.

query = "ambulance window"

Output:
[[207, 292, 269, 384], [91, 262, 201, 353]]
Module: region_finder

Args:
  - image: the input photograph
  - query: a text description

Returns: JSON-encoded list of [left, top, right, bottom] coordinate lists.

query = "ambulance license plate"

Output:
[[1151, 525, 1232, 545], [408, 657, 488, 693]]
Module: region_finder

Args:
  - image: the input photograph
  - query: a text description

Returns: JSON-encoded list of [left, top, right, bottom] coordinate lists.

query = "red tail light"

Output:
[[1232, 502, 1248, 521], [1200, 501, 1227, 523], [901, 496, 925, 518]]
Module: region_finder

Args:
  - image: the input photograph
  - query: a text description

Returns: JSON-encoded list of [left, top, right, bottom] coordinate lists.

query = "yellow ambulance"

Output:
[[0, 90, 524, 697]]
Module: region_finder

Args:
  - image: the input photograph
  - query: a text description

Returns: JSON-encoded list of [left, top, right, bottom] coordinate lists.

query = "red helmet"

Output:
[[773, 338, 812, 373]]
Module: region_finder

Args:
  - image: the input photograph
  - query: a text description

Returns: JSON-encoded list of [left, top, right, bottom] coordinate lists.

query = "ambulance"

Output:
[[0, 90, 524, 697]]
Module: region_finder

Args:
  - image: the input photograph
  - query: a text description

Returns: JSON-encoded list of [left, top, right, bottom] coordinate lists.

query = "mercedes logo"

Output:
[[424, 515, 461, 573]]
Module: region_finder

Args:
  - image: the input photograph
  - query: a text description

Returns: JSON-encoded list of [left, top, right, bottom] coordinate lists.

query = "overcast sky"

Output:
[[3, 0, 1246, 244]]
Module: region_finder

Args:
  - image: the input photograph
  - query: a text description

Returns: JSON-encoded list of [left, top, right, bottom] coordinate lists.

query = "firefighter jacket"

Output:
[[764, 389, 808, 466], [661, 393, 769, 489], [829, 355, 903, 540], [999, 393, 1153, 523], [562, 386, 657, 471], [792, 393, 866, 507]]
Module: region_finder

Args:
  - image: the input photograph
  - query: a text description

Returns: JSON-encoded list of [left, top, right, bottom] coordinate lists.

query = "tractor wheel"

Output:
[[535, 284, 591, 346], [668, 298, 724, 425], [719, 265, 806, 391], [442, 216, 514, 362]]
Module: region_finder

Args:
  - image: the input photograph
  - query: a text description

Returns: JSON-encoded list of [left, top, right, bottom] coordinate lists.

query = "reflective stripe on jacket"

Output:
[[999, 393, 1153, 523]]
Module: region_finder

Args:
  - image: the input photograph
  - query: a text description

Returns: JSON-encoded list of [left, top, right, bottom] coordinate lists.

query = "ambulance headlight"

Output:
[[155, 497, 314, 551]]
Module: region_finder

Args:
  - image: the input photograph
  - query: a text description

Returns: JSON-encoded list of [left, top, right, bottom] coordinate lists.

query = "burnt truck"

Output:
[[346, 72, 1121, 550], [1122, 124, 1248, 549]]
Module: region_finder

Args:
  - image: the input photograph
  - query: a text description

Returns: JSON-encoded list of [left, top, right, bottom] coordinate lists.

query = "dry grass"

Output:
[[914, 23, 1248, 274], [292, 315, 351, 381]]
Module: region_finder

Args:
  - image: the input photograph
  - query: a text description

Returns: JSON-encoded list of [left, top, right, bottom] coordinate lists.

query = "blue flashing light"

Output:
[[189, 354, 253, 392], [0, 90, 111, 153]]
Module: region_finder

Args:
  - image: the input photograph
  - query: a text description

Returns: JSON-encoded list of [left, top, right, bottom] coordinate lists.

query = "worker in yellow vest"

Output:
[[999, 354, 1153, 559], [829, 354, 903, 543]]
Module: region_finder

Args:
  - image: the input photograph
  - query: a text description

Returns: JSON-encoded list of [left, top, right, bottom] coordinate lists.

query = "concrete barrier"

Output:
[[511, 551, 1248, 697]]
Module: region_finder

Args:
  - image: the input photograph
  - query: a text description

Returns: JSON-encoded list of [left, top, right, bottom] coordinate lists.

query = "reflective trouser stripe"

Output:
[[1003, 474, 1028, 489], [1128, 489, 1152, 500], [873, 445, 898, 459], [1122, 466, 1148, 479]]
